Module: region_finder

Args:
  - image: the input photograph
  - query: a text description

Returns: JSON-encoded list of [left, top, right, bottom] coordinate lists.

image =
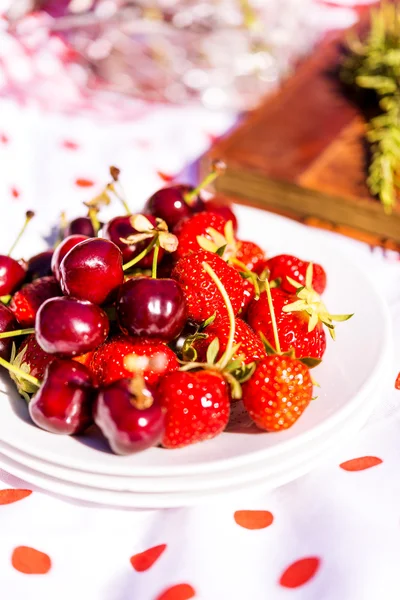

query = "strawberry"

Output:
[[157, 370, 230, 448], [267, 254, 326, 294], [10, 276, 62, 327], [173, 211, 228, 261], [247, 288, 327, 359], [10, 334, 54, 398], [90, 335, 179, 388], [242, 355, 313, 431], [239, 275, 256, 317], [234, 240, 267, 275], [190, 316, 266, 365], [171, 250, 244, 323]]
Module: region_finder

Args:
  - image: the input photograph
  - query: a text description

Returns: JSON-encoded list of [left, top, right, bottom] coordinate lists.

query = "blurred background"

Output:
[[0, 0, 374, 250]]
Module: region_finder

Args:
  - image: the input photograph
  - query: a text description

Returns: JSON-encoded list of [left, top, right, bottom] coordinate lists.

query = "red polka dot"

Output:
[[234, 510, 274, 530], [0, 489, 32, 505], [12, 546, 51, 574], [340, 456, 382, 471], [11, 187, 20, 199], [155, 584, 196, 600], [0, 133, 8, 144], [279, 557, 320, 588], [62, 140, 79, 150], [75, 178, 94, 188], [130, 544, 166, 572], [156, 171, 176, 183], [395, 372, 400, 390]]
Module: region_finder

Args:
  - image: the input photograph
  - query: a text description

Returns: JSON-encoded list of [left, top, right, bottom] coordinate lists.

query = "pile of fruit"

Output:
[[0, 165, 352, 455]]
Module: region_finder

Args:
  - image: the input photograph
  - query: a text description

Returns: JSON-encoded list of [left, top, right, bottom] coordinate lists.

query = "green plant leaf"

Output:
[[206, 337, 220, 365]]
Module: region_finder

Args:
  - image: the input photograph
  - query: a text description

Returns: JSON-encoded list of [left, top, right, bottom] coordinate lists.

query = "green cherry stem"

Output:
[[122, 235, 158, 272], [88, 207, 101, 235], [264, 278, 281, 354], [8, 211, 35, 257], [0, 328, 35, 339], [0, 296, 11, 306], [202, 261, 235, 370], [229, 257, 261, 298], [0, 356, 40, 388], [151, 239, 160, 279], [184, 160, 226, 206], [108, 182, 131, 215]]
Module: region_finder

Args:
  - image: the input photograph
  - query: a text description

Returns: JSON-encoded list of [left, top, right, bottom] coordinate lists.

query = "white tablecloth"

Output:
[[2, 3, 400, 598]]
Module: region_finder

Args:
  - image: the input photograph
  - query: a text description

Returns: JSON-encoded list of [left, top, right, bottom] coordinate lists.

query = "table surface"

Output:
[[2, 2, 399, 599]]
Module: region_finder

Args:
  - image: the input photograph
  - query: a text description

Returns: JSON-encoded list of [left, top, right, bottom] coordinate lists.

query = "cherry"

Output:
[[60, 238, 123, 305], [26, 250, 54, 282], [0, 304, 17, 361], [29, 359, 93, 435], [103, 215, 164, 268], [36, 297, 109, 357], [64, 217, 96, 238], [205, 199, 238, 233], [116, 277, 187, 341], [51, 234, 88, 282], [0, 256, 26, 296], [94, 378, 165, 454], [144, 184, 204, 230], [144, 161, 226, 229]]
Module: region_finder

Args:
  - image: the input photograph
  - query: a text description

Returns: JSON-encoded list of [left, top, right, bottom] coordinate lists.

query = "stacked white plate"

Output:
[[0, 206, 392, 507]]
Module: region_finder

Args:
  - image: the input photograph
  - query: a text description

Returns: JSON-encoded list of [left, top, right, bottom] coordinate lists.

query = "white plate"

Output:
[[0, 372, 388, 493], [0, 205, 392, 477], [0, 391, 377, 508]]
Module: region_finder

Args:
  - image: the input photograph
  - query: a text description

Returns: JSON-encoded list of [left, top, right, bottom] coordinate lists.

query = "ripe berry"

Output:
[[60, 238, 123, 305], [116, 277, 187, 341], [36, 297, 109, 357]]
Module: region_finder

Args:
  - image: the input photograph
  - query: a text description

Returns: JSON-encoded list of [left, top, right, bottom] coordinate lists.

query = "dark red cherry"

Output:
[[25, 250, 54, 282], [51, 234, 88, 282], [0, 256, 26, 296], [205, 199, 238, 233], [64, 217, 96, 238], [29, 359, 93, 435], [116, 278, 187, 341], [144, 184, 205, 230], [36, 296, 109, 357], [94, 378, 165, 454], [60, 238, 123, 305], [0, 304, 17, 361], [103, 215, 164, 268]]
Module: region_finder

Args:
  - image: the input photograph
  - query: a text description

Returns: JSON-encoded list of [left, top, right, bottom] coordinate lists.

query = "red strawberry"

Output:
[[10, 334, 54, 397], [157, 370, 230, 448], [191, 316, 265, 365], [267, 254, 326, 294], [171, 250, 244, 323], [90, 335, 178, 388], [242, 355, 313, 431], [10, 276, 62, 327], [173, 211, 227, 261], [234, 240, 267, 275], [205, 198, 238, 233], [246, 289, 326, 359], [239, 276, 256, 317]]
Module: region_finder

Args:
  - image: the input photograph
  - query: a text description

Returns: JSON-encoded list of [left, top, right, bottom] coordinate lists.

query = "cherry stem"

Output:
[[8, 211, 34, 257], [0, 356, 40, 388], [151, 239, 160, 279], [88, 207, 101, 234], [122, 235, 157, 272], [229, 258, 260, 298], [202, 261, 235, 370], [0, 296, 11, 306], [184, 160, 226, 206], [0, 328, 35, 339], [264, 278, 281, 354], [108, 182, 131, 215]]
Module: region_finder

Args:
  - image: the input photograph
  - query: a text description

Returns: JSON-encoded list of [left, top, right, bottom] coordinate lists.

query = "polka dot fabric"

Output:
[[0, 4, 400, 597]]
